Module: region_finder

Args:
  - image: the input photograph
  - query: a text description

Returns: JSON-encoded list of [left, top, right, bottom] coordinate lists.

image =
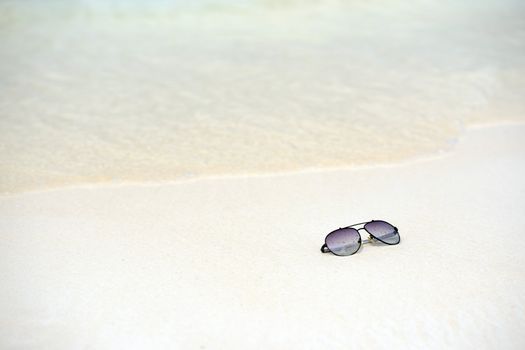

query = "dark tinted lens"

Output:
[[325, 228, 361, 256], [364, 221, 400, 245]]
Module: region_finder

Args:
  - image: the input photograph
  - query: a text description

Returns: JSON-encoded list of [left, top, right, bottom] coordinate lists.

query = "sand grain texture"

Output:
[[1, 125, 525, 349]]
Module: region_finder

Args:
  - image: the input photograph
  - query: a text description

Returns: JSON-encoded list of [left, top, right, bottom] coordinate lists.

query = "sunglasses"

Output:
[[321, 220, 400, 256]]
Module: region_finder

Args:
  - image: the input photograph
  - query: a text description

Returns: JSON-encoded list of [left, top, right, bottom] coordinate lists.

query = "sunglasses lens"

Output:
[[364, 220, 400, 245], [325, 228, 361, 256]]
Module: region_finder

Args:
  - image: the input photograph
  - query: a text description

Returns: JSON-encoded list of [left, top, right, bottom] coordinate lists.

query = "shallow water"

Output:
[[1, 0, 524, 193]]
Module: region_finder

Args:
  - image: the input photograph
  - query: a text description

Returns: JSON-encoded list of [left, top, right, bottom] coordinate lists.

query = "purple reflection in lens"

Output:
[[325, 228, 361, 256], [364, 220, 400, 245]]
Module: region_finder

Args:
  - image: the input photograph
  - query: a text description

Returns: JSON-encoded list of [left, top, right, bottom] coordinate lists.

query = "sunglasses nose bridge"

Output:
[[356, 227, 375, 243]]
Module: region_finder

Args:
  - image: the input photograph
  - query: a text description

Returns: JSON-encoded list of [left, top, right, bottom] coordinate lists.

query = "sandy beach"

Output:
[[1, 123, 524, 349], [2, 0, 525, 348], [2, 0, 525, 193]]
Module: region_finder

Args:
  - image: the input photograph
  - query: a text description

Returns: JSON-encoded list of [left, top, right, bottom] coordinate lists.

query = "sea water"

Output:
[[1, 0, 524, 193]]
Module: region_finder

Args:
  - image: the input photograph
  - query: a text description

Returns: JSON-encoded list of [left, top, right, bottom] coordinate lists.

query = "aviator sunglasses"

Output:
[[321, 220, 400, 256]]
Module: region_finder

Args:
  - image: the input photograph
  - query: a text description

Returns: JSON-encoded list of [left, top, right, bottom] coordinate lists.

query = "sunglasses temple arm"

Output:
[[320, 244, 331, 253]]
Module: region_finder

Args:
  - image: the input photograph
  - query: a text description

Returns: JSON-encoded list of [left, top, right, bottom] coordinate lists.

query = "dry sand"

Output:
[[1, 124, 525, 349]]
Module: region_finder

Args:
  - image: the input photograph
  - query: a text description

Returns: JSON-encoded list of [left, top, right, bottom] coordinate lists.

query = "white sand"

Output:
[[1, 124, 525, 349]]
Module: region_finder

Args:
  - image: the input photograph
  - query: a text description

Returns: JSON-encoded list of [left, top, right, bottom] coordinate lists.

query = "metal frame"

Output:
[[320, 220, 400, 256]]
